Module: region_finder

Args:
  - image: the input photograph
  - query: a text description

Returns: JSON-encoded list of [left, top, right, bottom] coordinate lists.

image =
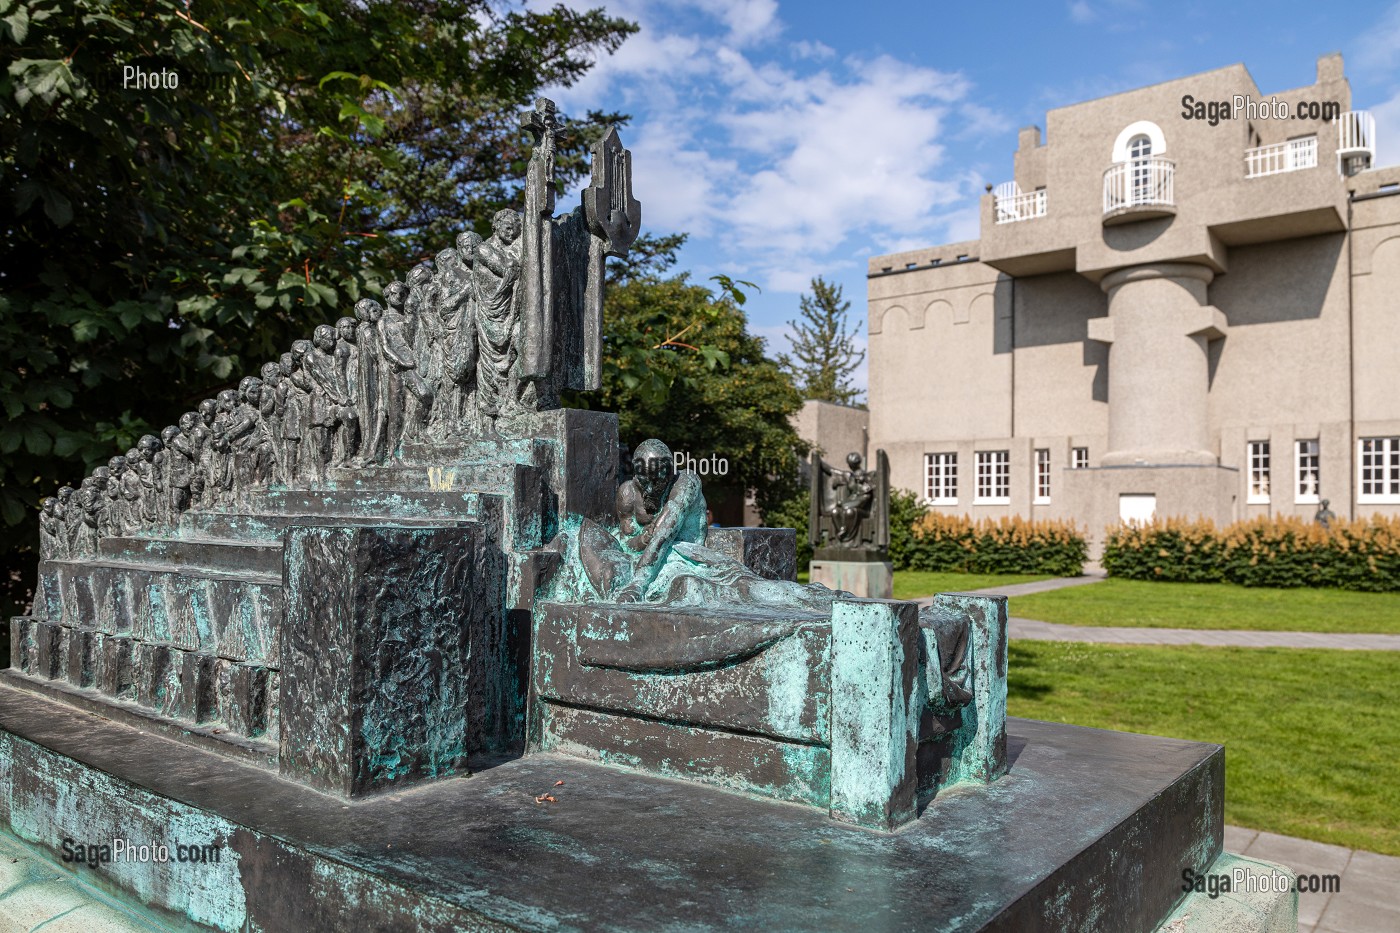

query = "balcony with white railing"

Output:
[[1102, 156, 1175, 224], [993, 182, 1047, 224], [1336, 110, 1375, 175], [1245, 136, 1318, 178]]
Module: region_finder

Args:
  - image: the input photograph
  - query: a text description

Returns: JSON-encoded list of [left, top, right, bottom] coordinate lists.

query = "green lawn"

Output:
[[1008, 641, 1400, 855], [1011, 578, 1400, 634], [891, 570, 1051, 601]]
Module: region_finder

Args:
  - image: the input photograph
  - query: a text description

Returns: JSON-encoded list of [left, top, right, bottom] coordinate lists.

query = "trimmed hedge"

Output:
[[901, 511, 1088, 577], [1103, 515, 1400, 592]]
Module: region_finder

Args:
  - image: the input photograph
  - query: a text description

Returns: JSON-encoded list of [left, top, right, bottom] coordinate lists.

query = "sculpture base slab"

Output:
[[809, 559, 893, 599], [0, 681, 1246, 932], [1161, 853, 1298, 932]]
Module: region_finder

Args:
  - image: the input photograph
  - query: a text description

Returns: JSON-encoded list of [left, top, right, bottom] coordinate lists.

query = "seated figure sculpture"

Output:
[[570, 439, 838, 613]]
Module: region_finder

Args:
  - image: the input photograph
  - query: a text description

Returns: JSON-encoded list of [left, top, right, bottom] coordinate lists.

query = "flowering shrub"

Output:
[[902, 512, 1088, 576], [1103, 515, 1400, 592]]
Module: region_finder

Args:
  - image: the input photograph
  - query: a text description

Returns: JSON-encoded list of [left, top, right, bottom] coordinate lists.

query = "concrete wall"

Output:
[[792, 400, 870, 464]]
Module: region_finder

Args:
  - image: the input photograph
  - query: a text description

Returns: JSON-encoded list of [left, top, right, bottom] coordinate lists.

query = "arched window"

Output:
[[1129, 134, 1152, 200], [1111, 121, 1166, 162]]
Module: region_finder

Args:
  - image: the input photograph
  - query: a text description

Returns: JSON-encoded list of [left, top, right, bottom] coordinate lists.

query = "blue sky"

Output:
[[534, 0, 1400, 396]]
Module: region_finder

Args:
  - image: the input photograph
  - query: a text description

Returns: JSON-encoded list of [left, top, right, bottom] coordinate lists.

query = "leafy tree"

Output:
[[781, 276, 865, 406], [0, 0, 635, 614], [569, 239, 809, 521]]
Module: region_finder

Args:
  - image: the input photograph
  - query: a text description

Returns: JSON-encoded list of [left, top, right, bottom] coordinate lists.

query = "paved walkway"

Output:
[[1225, 825, 1400, 933], [912, 571, 1107, 607], [1008, 617, 1400, 650]]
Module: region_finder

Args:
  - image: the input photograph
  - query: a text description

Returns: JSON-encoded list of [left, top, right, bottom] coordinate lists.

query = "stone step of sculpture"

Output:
[[10, 617, 277, 764], [178, 507, 477, 543], [326, 460, 519, 493], [398, 437, 540, 465], [239, 487, 482, 519], [37, 560, 280, 663], [97, 535, 282, 576]]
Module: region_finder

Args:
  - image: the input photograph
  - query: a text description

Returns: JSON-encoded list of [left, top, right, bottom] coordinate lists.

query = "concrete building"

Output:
[[792, 399, 870, 466], [868, 53, 1400, 547]]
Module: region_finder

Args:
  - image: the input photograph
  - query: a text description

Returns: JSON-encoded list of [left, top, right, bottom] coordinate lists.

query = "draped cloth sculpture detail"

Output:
[[37, 98, 640, 561]]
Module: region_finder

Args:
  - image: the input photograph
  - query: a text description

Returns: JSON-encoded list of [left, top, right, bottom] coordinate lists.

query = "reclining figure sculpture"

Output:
[[533, 439, 1007, 831]]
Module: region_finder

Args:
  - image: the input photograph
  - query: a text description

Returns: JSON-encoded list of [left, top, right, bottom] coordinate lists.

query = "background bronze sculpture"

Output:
[[808, 448, 894, 597], [809, 449, 890, 559]]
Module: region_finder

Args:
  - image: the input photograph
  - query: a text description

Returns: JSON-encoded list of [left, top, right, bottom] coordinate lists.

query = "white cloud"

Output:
[[791, 39, 836, 61], [1370, 87, 1400, 168], [1069, 1, 1095, 24], [702, 0, 783, 46], [1353, 2, 1400, 78], [940, 203, 984, 244], [541, 1, 1002, 303]]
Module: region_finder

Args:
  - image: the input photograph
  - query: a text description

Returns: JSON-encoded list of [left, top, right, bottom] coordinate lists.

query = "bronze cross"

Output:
[[583, 126, 641, 257], [521, 97, 561, 159]]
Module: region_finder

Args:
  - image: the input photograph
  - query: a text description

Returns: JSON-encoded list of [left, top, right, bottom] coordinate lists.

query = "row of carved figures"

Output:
[[39, 211, 531, 562]]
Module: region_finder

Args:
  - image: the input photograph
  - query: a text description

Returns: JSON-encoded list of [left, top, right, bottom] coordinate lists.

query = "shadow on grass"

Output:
[[1007, 642, 1054, 702]]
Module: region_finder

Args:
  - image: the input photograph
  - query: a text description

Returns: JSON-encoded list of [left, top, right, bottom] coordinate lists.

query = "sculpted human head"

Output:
[[632, 438, 674, 505], [846, 452, 863, 471], [198, 399, 218, 424], [41, 497, 56, 517], [217, 389, 238, 413], [455, 231, 482, 266], [240, 376, 263, 406], [261, 361, 281, 384], [279, 352, 296, 377], [57, 485, 75, 504], [138, 435, 162, 460], [407, 264, 433, 290], [355, 298, 384, 323], [383, 282, 407, 309], [179, 411, 200, 433], [108, 455, 127, 475], [90, 468, 109, 490], [491, 209, 521, 244], [336, 317, 357, 344], [160, 425, 179, 447], [313, 324, 336, 353]]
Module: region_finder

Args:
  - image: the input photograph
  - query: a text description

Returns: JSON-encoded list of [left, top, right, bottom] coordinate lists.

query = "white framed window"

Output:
[[1034, 449, 1051, 504], [975, 450, 1010, 504], [1295, 439, 1320, 504], [924, 452, 958, 505], [1072, 447, 1089, 469], [1247, 441, 1271, 504], [1128, 134, 1153, 201], [1359, 437, 1400, 503]]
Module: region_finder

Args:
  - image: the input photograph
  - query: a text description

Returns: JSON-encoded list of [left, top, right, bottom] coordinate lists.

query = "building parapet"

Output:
[[868, 241, 981, 277]]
